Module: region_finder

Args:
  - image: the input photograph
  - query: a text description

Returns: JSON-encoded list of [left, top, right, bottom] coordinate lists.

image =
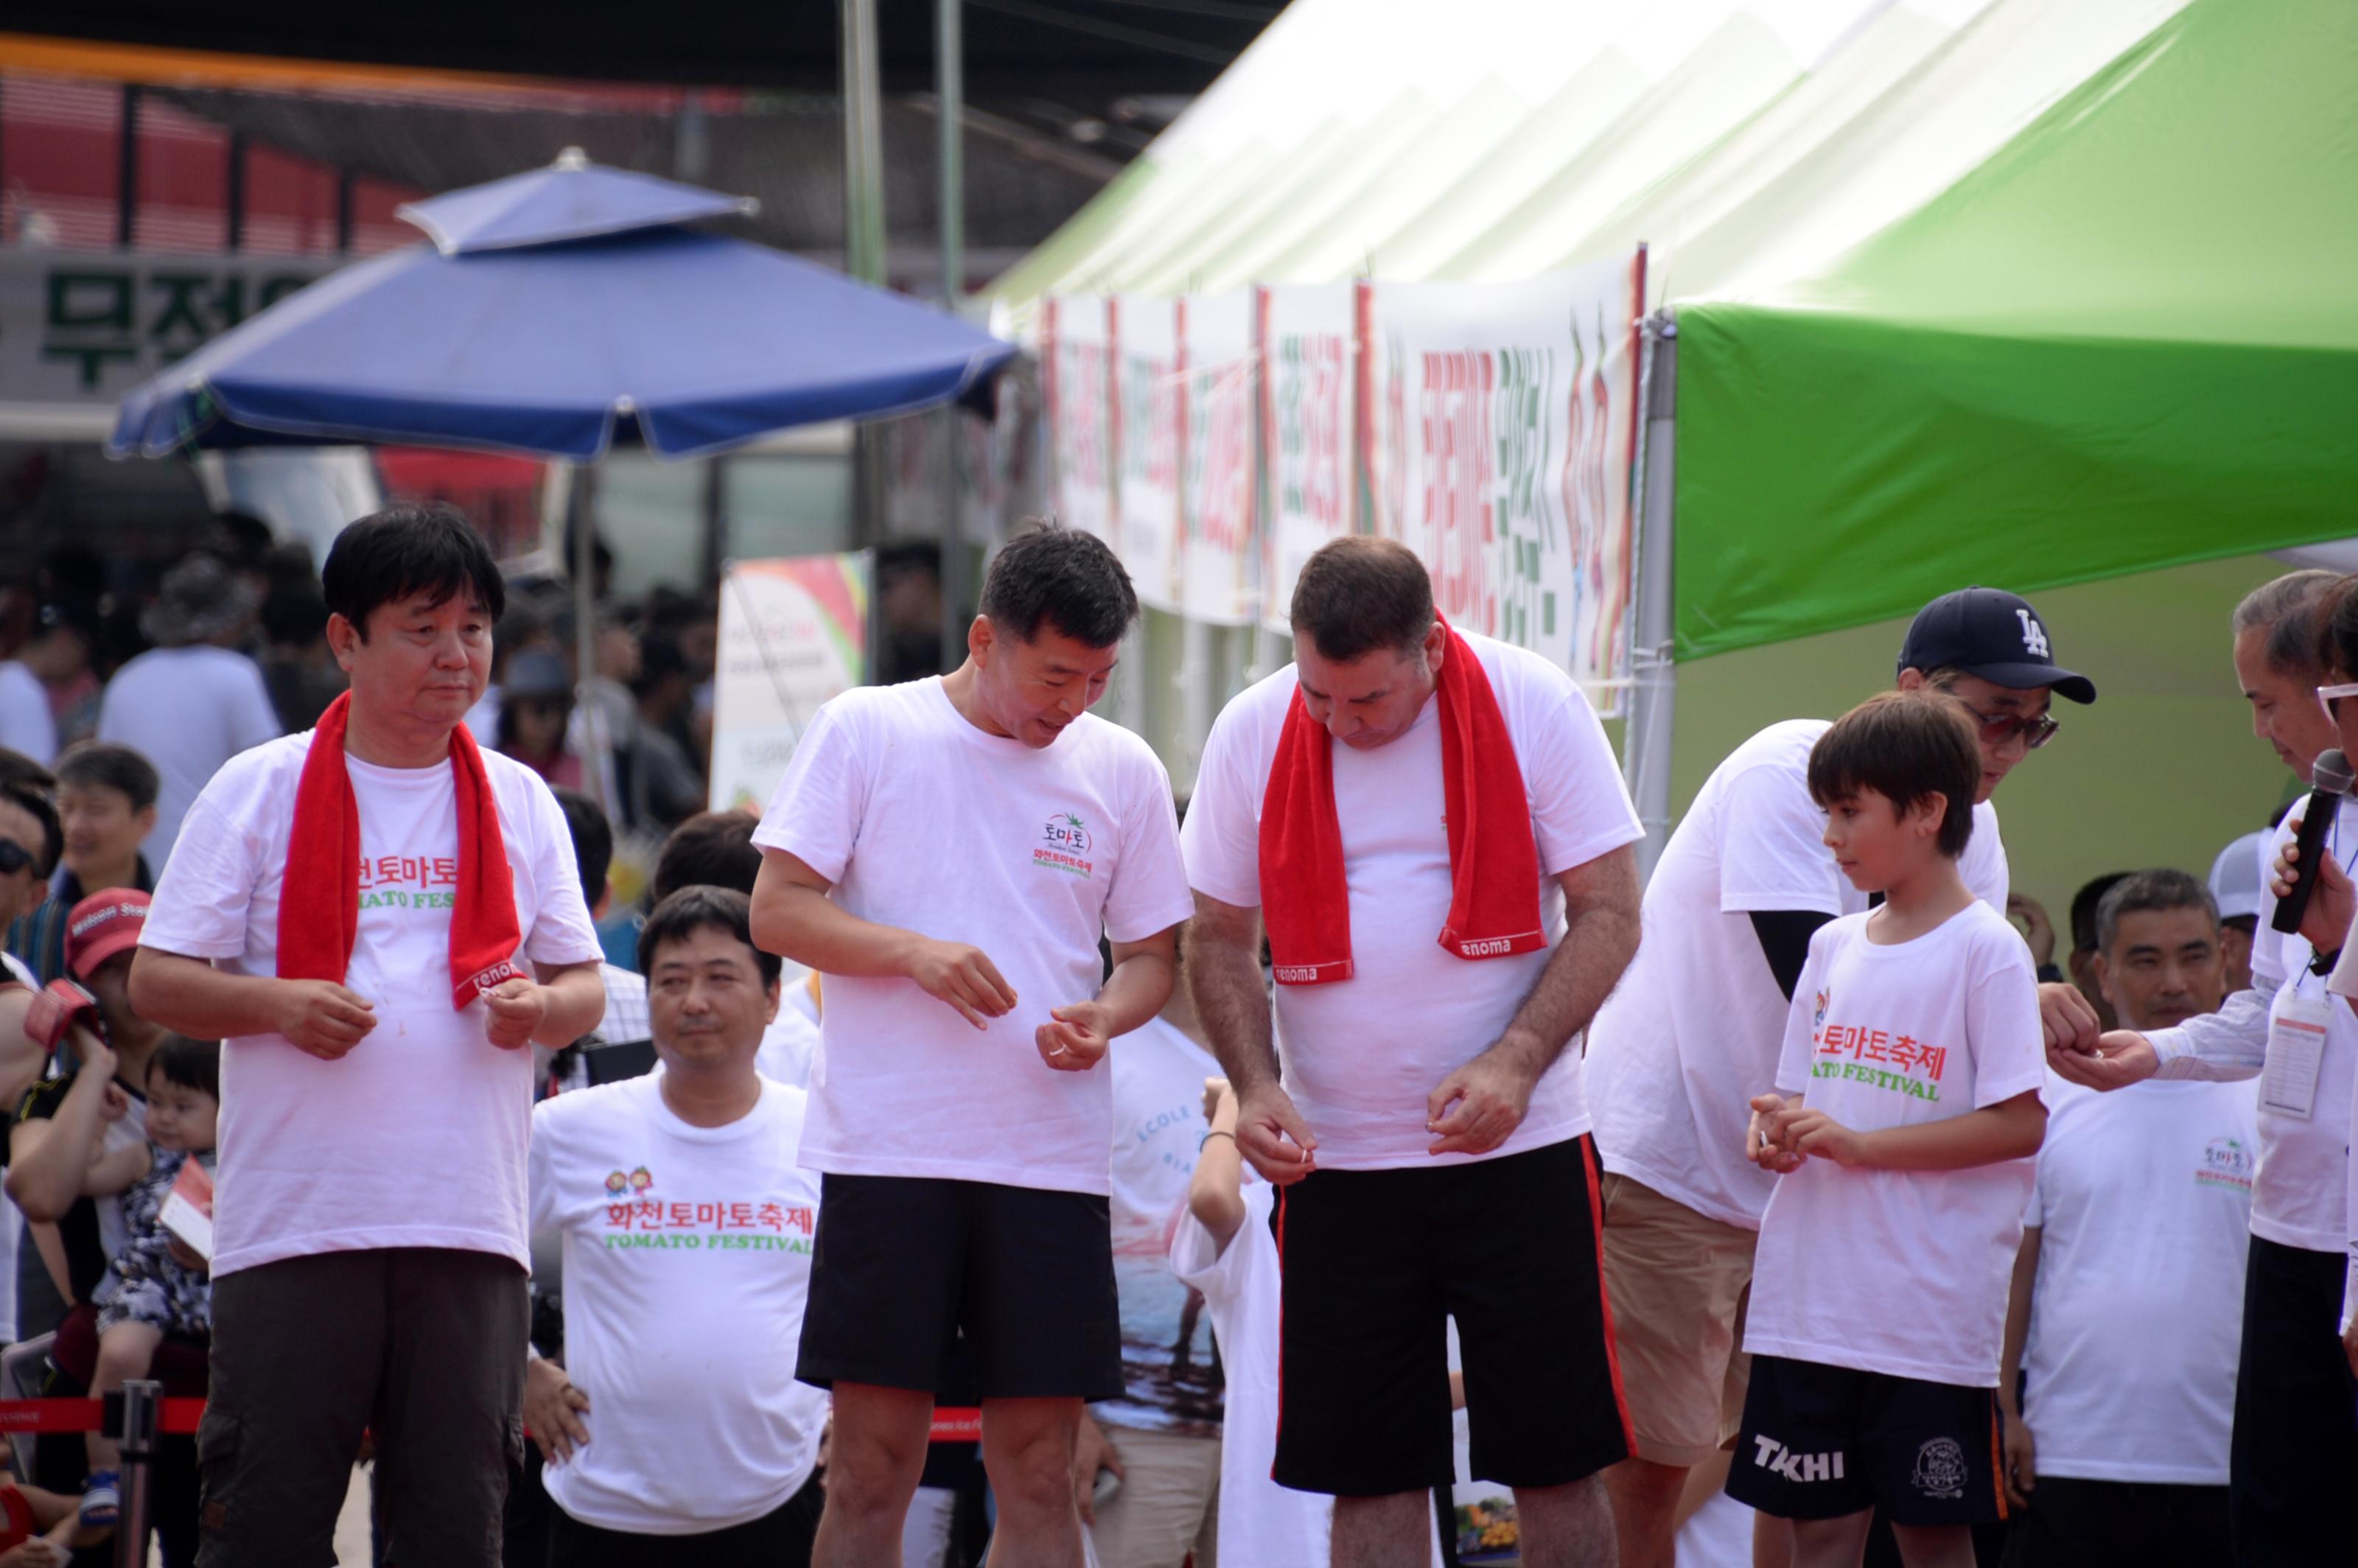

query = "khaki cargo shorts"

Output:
[[1598, 1172, 1756, 1468]]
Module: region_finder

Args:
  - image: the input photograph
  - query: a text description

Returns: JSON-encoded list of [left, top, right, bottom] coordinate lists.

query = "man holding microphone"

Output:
[[2048, 570, 2355, 1565]]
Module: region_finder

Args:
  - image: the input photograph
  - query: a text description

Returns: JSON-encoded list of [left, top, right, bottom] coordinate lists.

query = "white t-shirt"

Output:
[[1170, 1182, 1330, 1568], [0, 662, 56, 766], [140, 732, 603, 1277], [1180, 635, 1645, 1169], [1586, 718, 2008, 1230], [754, 678, 1194, 1195], [2248, 809, 2354, 1253], [529, 1074, 827, 1534], [2020, 1074, 2255, 1484], [755, 1005, 822, 1091], [99, 645, 283, 865], [1746, 903, 2046, 1387], [1099, 1016, 1222, 1436]]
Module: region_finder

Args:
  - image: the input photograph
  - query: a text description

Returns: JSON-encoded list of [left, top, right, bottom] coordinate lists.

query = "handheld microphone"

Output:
[[2271, 747, 2355, 935]]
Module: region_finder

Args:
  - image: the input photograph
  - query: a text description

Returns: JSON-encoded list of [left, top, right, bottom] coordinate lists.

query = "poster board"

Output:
[[708, 553, 870, 813]]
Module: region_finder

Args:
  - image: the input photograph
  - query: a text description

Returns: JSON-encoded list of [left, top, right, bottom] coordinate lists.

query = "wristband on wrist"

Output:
[[1199, 1129, 1236, 1151], [2312, 946, 2342, 979]]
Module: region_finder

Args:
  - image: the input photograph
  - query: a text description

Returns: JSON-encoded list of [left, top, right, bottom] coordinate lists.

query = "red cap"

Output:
[[66, 889, 150, 981]]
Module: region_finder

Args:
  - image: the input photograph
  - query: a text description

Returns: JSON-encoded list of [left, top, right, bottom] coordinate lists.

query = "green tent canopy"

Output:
[[1673, 0, 2358, 660]]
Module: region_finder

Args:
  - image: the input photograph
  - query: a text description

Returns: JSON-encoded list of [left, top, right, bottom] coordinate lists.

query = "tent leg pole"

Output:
[[1625, 319, 1678, 885]]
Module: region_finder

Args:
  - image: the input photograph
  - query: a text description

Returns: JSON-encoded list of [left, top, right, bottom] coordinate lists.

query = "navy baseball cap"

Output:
[[1897, 588, 2096, 704]]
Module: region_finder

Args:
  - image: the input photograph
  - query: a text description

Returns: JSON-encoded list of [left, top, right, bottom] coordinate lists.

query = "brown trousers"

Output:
[[195, 1247, 528, 1568]]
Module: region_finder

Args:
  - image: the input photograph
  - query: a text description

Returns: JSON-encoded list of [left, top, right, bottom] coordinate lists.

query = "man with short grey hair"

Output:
[[2050, 571, 2358, 1565]]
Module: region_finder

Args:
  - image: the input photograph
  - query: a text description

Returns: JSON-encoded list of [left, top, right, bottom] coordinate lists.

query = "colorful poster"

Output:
[[1042, 295, 1116, 543], [1362, 253, 1645, 712], [1113, 295, 1183, 611], [1259, 282, 1357, 636], [1178, 292, 1259, 626], [708, 553, 870, 813]]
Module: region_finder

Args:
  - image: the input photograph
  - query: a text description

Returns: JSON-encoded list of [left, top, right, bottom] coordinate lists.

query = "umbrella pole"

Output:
[[571, 470, 612, 819]]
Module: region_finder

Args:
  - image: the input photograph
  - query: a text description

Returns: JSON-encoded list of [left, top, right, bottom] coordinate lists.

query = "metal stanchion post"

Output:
[[115, 1379, 161, 1568]]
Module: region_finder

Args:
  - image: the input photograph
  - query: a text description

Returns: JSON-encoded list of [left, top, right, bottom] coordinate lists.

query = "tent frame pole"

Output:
[[1624, 315, 1678, 884]]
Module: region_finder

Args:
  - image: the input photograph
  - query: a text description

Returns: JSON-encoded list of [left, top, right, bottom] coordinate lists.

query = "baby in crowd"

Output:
[[1733, 690, 2049, 1568], [76, 1035, 220, 1525]]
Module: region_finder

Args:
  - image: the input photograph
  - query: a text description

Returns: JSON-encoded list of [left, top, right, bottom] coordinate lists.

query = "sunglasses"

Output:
[[0, 840, 33, 876], [2317, 682, 2358, 721], [1953, 701, 2060, 751]]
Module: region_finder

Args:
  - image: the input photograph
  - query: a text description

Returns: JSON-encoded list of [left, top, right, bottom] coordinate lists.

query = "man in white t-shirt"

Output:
[[1583, 587, 2097, 1567], [0, 659, 57, 767], [2048, 569, 2358, 1567], [1998, 869, 2248, 1566], [129, 506, 607, 1567], [97, 553, 283, 867], [525, 886, 828, 1566], [750, 525, 1194, 1568], [1183, 537, 1644, 1567]]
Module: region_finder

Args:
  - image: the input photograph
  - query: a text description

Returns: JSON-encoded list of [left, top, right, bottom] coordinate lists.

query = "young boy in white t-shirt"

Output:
[[1729, 691, 2049, 1567]]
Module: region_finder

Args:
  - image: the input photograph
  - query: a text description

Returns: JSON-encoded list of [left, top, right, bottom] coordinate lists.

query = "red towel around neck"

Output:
[[1259, 619, 1544, 986], [277, 691, 524, 1011]]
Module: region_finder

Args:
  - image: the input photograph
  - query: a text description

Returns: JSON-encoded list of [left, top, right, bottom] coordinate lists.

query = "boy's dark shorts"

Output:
[[797, 1173, 1120, 1401], [1726, 1354, 2007, 1527], [1270, 1135, 1631, 1497]]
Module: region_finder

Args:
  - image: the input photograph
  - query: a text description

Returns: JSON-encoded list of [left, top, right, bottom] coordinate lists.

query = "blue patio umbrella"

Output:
[[110, 150, 1016, 461]]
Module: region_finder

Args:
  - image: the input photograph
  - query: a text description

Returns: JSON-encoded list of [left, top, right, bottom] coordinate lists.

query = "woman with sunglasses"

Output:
[[2050, 570, 2358, 1566], [0, 777, 64, 1107]]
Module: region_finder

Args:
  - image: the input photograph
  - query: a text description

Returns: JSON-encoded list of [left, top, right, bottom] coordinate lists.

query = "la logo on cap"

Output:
[[2014, 609, 2050, 659]]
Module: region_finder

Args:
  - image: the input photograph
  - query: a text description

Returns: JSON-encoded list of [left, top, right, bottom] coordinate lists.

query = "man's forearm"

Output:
[[129, 950, 281, 1040], [531, 965, 607, 1048], [1496, 892, 1639, 1076], [1094, 949, 1175, 1039], [1189, 937, 1279, 1091], [1998, 1228, 2041, 1418], [2147, 976, 2273, 1080], [749, 880, 928, 980]]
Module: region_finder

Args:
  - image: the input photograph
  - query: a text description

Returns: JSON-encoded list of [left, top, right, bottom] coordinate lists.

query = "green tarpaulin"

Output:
[[1673, 0, 2358, 660]]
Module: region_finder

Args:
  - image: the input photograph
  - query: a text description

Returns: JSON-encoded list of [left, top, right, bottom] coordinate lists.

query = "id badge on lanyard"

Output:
[[2263, 990, 2331, 1121]]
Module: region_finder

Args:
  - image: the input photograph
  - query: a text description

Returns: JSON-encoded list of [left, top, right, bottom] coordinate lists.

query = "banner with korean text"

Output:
[[709, 553, 870, 813], [1178, 292, 1259, 625], [1258, 282, 1357, 637], [1361, 252, 1645, 712], [1041, 295, 1116, 544], [1113, 295, 1183, 611], [0, 248, 335, 411]]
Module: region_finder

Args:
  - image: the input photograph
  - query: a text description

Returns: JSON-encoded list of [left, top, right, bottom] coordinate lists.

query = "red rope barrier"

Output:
[[0, 1399, 203, 1435], [0, 1399, 976, 1442]]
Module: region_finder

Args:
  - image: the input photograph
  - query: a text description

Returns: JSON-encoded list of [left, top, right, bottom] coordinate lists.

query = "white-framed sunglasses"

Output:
[[2315, 682, 2358, 721]]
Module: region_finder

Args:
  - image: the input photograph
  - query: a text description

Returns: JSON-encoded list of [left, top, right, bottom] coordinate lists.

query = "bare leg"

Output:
[[1888, 1523, 1976, 1568], [1676, 1449, 1735, 1533], [1516, 1473, 1618, 1567], [979, 1396, 1084, 1568], [1788, 1511, 1872, 1568], [85, 1319, 163, 1476], [1754, 1511, 1795, 1568], [813, 1382, 934, 1568], [1332, 1490, 1432, 1568], [1603, 1456, 1686, 1568]]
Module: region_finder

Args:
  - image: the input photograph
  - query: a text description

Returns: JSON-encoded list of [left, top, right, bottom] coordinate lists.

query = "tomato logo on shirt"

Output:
[[2197, 1137, 2253, 1191], [1035, 812, 1096, 878]]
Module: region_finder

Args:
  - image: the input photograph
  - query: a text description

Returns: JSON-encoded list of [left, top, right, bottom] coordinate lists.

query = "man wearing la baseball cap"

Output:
[[1586, 586, 2098, 1564]]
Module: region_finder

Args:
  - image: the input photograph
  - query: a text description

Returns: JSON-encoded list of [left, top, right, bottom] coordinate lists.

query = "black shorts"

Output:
[[547, 1473, 823, 1568], [796, 1174, 1120, 1401], [1726, 1354, 2005, 1527], [1270, 1135, 1631, 1497], [2227, 1234, 2358, 1565]]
